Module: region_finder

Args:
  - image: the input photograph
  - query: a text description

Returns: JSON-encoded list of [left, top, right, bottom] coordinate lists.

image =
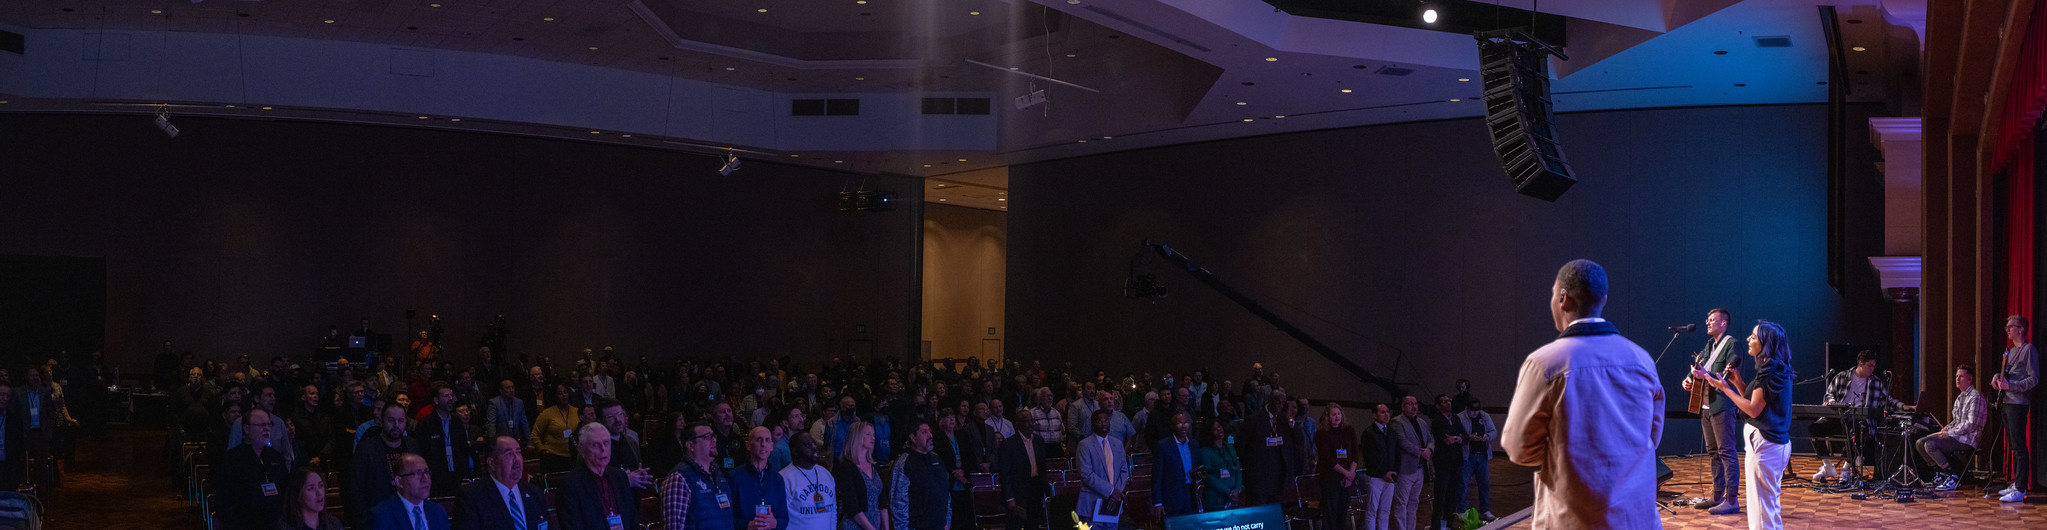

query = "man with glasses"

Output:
[[368, 453, 449, 530], [662, 422, 738, 530], [218, 408, 288, 530], [454, 436, 547, 530]]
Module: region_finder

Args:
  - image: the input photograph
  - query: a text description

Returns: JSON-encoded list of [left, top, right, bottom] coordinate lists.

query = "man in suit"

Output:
[[1500, 259, 1665, 529], [1077, 409, 1129, 530], [348, 402, 421, 529], [1151, 411, 1197, 518], [1427, 394, 1468, 530], [1357, 404, 1398, 530], [1238, 387, 1288, 505], [217, 408, 289, 530], [1387, 396, 1431, 530], [453, 436, 547, 530], [1681, 308, 1745, 514], [560, 423, 640, 530], [368, 453, 449, 530], [415, 383, 477, 497], [997, 410, 1048, 530]]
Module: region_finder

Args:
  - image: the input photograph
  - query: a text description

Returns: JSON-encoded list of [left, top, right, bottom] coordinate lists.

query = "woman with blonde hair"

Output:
[[1696, 320, 1795, 530], [833, 422, 887, 530]]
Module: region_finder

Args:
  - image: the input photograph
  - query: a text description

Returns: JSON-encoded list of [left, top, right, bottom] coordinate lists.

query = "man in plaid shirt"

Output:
[[1027, 388, 1065, 458], [1918, 364, 1989, 491], [663, 422, 737, 530], [1808, 349, 1913, 482]]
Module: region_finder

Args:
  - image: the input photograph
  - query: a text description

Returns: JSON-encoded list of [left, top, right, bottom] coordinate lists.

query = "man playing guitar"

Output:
[[1681, 308, 1745, 514]]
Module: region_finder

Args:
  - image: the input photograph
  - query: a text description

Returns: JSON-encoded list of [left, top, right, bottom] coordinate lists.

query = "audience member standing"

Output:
[[1197, 418, 1243, 512], [1459, 398, 1498, 522], [997, 413, 1047, 530], [1315, 403, 1359, 530], [415, 384, 476, 497], [1239, 388, 1288, 505], [531, 382, 579, 473], [347, 403, 420, 529], [782, 434, 836, 530], [888, 422, 950, 530], [1388, 396, 1430, 530], [730, 426, 789, 530], [453, 436, 547, 530], [367, 454, 448, 530], [1428, 394, 1468, 530], [1076, 410, 1128, 530], [836, 422, 888, 530], [561, 423, 641, 530], [217, 409, 287, 530], [661, 422, 737, 530], [486, 379, 531, 444], [1501, 259, 1665, 529], [1151, 412, 1198, 518], [1357, 404, 1397, 530]]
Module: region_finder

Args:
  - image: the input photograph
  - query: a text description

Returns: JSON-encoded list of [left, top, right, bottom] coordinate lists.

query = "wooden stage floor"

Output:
[[1498, 453, 2047, 529]]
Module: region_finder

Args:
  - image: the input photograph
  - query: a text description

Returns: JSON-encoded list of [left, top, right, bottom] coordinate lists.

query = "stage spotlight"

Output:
[[718, 152, 741, 176], [153, 111, 179, 138], [1422, 7, 1438, 24]]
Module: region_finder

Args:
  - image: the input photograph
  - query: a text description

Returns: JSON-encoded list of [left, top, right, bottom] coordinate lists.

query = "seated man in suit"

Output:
[[998, 409, 1048, 530], [368, 453, 449, 530], [1151, 412, 1198, 518], [1077, 409, 1129, 530], [561, 423, 640, 530], [454, 436, 547, 530]]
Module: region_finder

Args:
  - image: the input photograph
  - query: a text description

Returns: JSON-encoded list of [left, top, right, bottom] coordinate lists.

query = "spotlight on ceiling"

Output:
[[1422, 7, 1438, 24], [153, 109, 179, 138], [718, 152, 742, 176]]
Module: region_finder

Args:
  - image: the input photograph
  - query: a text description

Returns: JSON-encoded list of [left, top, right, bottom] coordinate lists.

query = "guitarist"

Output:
[[1680, 308, 1745, 515]]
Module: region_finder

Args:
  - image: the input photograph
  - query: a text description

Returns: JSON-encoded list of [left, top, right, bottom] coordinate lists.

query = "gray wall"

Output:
[[1007, 104, 1892, 433]]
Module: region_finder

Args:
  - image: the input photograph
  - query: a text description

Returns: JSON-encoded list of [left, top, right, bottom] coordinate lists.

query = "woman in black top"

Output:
[[1697, 321, 1793, 530], [277, 466, 343, 530]]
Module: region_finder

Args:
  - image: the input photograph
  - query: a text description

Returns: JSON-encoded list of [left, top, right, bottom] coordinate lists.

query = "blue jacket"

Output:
[[1151, 436, 1198, 516], [366, 496, 450, 530], [727, 462, 789, 530]]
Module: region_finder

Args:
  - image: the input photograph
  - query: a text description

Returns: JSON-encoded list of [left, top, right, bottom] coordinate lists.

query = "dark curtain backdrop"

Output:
[[1007, 103, 1893, 439], [0, 114, 921, 375]]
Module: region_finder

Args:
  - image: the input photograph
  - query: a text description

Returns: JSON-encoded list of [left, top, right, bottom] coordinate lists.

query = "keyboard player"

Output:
[[1808, 349, 1912, 482]]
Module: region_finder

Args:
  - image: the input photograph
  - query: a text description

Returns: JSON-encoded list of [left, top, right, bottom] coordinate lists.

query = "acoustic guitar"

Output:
[[1687, 338, 1739, 414]]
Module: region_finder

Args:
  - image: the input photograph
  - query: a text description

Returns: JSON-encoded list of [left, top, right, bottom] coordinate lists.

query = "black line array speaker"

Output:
[[1479, 32, 1576, 201]]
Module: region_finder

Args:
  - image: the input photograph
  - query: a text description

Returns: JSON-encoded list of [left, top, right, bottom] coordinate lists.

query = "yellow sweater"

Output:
[[532, 405, 579, 457]]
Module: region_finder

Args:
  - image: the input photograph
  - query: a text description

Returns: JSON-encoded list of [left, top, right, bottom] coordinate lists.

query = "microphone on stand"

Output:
[[1667, 324, 1697, 333]]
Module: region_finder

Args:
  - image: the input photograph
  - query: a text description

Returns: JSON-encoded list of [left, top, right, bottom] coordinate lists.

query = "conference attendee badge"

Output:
[[538, 523, 548, 530], [1335, 449, 1348, 459], [723, 457, 735, 469], [562, 429, 573, 439], [716, 493, 732, 509], [260, 481, 278, 496], [1265, 435, 1282, 447], [756, 501, 772, 516], [606, 513, 623, 530], [814, 492, 824, 502], [1217, 469, 1230, 479]]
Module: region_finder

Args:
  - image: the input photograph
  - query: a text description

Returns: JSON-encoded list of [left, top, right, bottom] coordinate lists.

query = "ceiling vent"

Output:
[[1754, 36, 1792, 47], [1376, 65, 1415, 76]]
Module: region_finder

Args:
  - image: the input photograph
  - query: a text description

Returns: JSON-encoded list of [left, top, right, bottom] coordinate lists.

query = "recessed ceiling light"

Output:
[[957, 158, 967, 162], [1243, 118, 1254, 122], [1422, 8, 1438, 24], [790, 154, 800, 157], [857, 0, 866, 3], [1077, 139, 1088, 143], [419, 116, 430, 119], [1066, 53, 1077, 58], [323, 19, 335, 23], [854, 77, 865, 80], [923, 164, 932, 168], [998, 198, 1006, 201], [151, 9, 162, 14], [1101, 136, 1112, 139], [1449, 98, 1460, 102], [970, 11, 981, 15], [939, 199, 948, 201], [1340, 89, 1353, 93], [835, 160, 844, 163], [1067, 0, 1080, 4], [757, 8, 768, 13], [261, 106, 273, 110], [1264, 57, 1278, 62], [543, 17, 555, 21], [725, 67, 736, 71], [998, 192, 1005, 195], [590, 131, 601, 134], [1236, 102, 1247, 105], [1272, 116, 1284, 119], [226, 105, 236, 108], [588, 46, 599, 50], [621, 134, 631, 137], [450, 118, 461, 122], [1457, 78, 1470, 82], [1851, 46, 1867, 52], [429, 3, 441, 7]]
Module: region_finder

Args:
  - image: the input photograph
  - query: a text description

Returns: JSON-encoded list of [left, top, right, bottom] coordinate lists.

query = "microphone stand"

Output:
[[1654, 330, 1685, 365]]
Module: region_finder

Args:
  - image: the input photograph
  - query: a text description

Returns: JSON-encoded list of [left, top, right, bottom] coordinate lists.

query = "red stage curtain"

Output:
[[1992, 0, 2046, 487]]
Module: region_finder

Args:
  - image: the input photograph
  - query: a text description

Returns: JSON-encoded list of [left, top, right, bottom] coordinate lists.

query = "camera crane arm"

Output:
[[1134, 240, 1404, 400]]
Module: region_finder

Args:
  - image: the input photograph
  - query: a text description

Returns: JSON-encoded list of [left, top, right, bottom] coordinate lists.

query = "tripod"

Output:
[[1874, 423, 1928, 502]]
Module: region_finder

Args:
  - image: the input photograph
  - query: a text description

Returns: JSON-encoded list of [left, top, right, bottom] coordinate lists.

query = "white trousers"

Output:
[[1362, 476, 1396, 530], [1392, 471, 1424, 530], [1744, 424, 1789, 530]]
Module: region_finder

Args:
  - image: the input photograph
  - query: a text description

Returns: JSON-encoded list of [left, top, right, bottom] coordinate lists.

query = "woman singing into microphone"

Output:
[[1694, 320, 1794, 530]]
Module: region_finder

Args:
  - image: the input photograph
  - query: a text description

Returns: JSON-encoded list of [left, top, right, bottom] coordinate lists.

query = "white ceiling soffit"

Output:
[[625, 0, 922, 71]]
